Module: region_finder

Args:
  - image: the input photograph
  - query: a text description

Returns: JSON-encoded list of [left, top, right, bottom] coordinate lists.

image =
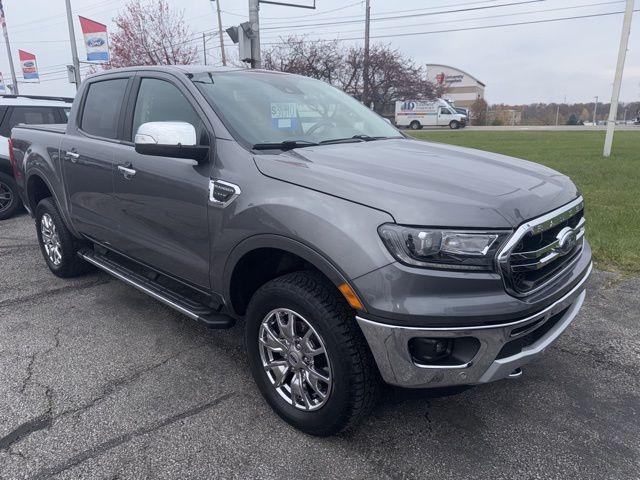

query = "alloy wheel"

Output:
[[0, 181, 12, 213], [40, 213, 62, 266], [258, 308, 333, 411]]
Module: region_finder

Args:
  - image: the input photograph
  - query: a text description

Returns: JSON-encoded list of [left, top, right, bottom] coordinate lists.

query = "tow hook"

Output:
[[508, 367, 523, 379]]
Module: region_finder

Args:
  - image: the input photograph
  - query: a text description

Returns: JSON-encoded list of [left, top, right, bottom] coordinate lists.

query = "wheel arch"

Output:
[[25, 170, 79, 236], [223, 234, 361, 317]]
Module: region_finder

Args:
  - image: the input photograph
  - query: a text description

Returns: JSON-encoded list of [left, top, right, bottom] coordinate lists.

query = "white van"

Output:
[[395, 99, 467, 130]]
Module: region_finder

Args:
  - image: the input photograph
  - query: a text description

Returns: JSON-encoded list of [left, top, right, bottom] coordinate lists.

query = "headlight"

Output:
[[378, 224, 510, 271]]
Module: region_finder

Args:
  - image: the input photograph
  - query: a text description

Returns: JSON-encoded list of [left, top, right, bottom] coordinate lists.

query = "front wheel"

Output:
[[449, 120, 461, 129], [245, 271, 379, 436]]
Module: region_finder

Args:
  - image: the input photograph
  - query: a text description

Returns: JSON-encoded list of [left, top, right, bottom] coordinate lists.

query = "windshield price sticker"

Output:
[[271, 103, 298, 131]]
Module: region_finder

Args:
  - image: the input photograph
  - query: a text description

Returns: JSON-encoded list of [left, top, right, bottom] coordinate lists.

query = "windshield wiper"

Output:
[[252, 140, 319, 150], [319, 137, 366, 145], [319, 135, 394, 145]]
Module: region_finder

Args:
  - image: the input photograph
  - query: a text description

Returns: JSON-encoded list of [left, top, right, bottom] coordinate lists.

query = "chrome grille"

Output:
[[498, 197, 585, 296]]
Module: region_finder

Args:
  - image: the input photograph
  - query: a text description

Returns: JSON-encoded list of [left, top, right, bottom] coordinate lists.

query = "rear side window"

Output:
[[81, 78, 128, 139], [2, 107, 58, 137]]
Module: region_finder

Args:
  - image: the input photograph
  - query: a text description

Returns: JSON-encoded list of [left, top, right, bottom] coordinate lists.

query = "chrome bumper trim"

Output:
[[356, 262, 591, 388]]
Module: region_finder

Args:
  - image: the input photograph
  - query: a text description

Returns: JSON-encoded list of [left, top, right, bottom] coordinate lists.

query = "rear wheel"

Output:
[[409, 120, 422, 130], [245, 271, 379, 436], [0, 172, 21, 220], [35, 198, 91, 278]]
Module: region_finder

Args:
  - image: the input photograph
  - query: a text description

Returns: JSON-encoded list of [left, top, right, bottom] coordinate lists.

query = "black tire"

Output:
[[35, 197, 91, 278], [245, 271, 380, 436], [0, 172, 22, 221], [409, 120, 422, 130], [449, 120, 461, 130]]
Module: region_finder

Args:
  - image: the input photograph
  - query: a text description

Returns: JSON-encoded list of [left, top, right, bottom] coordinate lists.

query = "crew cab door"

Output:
[[437, 106, 455, 126], [111, 74, 212, 289], [61, 75, 131, 244]]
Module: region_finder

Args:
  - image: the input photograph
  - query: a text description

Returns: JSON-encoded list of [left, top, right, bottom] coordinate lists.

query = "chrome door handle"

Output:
[[118, 165, 137, 179], [66, 151, 80, 163]]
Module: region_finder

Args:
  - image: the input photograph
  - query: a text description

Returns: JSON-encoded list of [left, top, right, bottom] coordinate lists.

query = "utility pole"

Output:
[[604, 0, 634, 157], [362, 0, 371, 108], [593, 96, 599, 125], [203, 33, 207, 65], [248, 0, 261, 68], [211, 0, 227, 66], [65, 0, 81, 88], [555, 104, 560, 126], [0, 0, 18, 94]]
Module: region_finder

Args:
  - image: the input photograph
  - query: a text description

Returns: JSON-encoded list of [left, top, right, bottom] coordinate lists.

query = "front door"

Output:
[[438, 106, 454, 126], [62, 76, 130, 244], [111, 75, 212, 289]]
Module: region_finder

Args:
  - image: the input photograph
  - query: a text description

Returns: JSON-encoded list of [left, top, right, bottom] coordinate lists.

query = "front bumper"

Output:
[[357, 262, 591, 388]]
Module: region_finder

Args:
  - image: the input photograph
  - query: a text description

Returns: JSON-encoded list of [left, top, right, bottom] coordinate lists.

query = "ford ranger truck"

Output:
[[11, 66, 592, 436]]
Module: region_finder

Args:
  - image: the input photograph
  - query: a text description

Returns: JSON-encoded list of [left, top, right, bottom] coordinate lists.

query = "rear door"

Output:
[[111, 73, 213, 289], [61, 74, 132, 244]]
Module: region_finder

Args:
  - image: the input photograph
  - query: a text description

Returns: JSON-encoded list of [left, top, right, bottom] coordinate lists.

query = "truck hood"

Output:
[[253, 138, 579, 228]]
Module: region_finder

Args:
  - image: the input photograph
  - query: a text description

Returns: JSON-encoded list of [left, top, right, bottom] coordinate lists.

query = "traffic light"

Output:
[[225, 22, 253, 64]]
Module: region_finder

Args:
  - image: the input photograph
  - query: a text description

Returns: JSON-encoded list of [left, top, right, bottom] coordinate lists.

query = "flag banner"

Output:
[[0, 73, 5, 93], [19, 50, 39, 81], [79, 16, 109, 62]]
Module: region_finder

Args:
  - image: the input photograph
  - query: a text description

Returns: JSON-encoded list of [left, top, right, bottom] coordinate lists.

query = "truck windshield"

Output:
[[191, 71, 401, 147]]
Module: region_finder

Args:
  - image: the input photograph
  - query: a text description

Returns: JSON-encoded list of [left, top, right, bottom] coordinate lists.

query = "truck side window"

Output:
[[81, 78, 128, 139], [5, 107, 57, 136], [131, 78, 205, 143], [440, 107, 450, 115]]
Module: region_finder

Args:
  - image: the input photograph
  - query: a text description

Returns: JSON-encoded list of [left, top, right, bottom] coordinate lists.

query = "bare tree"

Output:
[[109, 0, 197, 68], [263, 36, 435, 114]]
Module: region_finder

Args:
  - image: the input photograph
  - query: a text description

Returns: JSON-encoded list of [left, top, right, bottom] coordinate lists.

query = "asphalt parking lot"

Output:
[[1, 212, 639, 480]]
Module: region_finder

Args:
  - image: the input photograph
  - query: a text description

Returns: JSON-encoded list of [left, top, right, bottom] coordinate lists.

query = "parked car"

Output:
[[395, 99, 467, 129], [0, 95, 72, 220], [11, 66, 592, 436]]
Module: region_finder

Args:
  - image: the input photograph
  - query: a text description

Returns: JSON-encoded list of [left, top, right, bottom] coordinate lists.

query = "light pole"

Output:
[[363, 0, 371, 108], [593, 96, 599, 125], [65, 0, 82, 88], [210, 0, 227, 66], [0, 0, 19, 94], [604, 0, 635, 156], [248, 0, 261, 68]]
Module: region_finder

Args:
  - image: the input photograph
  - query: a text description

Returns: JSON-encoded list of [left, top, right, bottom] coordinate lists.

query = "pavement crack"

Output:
[[0, 414, 52, 452], [0, 278, 111, 311], [55, 344, 208, 423], [30, 392, 236, 480]]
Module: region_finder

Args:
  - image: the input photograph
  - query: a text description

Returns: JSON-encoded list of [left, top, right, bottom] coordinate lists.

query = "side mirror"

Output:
[[134, 121, 209, 163]]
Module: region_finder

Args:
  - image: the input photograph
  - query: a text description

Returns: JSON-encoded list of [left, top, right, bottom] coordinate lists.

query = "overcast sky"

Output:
[[1, 0, 638, 104]]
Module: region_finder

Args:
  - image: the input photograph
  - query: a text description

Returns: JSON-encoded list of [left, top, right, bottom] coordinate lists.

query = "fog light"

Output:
[[408, 338, 453, 363], [408, 337, 481, 367]]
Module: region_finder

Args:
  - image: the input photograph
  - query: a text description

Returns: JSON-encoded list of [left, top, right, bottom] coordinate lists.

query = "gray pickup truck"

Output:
[[11, 66, 592, 436]]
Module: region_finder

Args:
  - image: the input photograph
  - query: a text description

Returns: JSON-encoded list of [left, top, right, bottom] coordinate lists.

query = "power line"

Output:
[[259, 0, 544, 31], [261, 8, 640, 45], [260, 0, 626, 40]]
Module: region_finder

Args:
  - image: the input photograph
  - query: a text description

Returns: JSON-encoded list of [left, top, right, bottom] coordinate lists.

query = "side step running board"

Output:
[[79, 250, 235, 329]]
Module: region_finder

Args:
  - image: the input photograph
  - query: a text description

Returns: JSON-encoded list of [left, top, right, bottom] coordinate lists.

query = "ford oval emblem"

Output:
[[87, 37, 105, 47], [23, 61, 35, 67], [555, 227, 577, 255]]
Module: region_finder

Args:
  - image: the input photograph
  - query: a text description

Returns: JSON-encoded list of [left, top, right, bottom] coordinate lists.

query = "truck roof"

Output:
[[85, 65, 291, 79]]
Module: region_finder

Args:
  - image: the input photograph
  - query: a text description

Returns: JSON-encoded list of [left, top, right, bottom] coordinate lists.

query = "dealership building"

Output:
[[425, 64, 486, 108]]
